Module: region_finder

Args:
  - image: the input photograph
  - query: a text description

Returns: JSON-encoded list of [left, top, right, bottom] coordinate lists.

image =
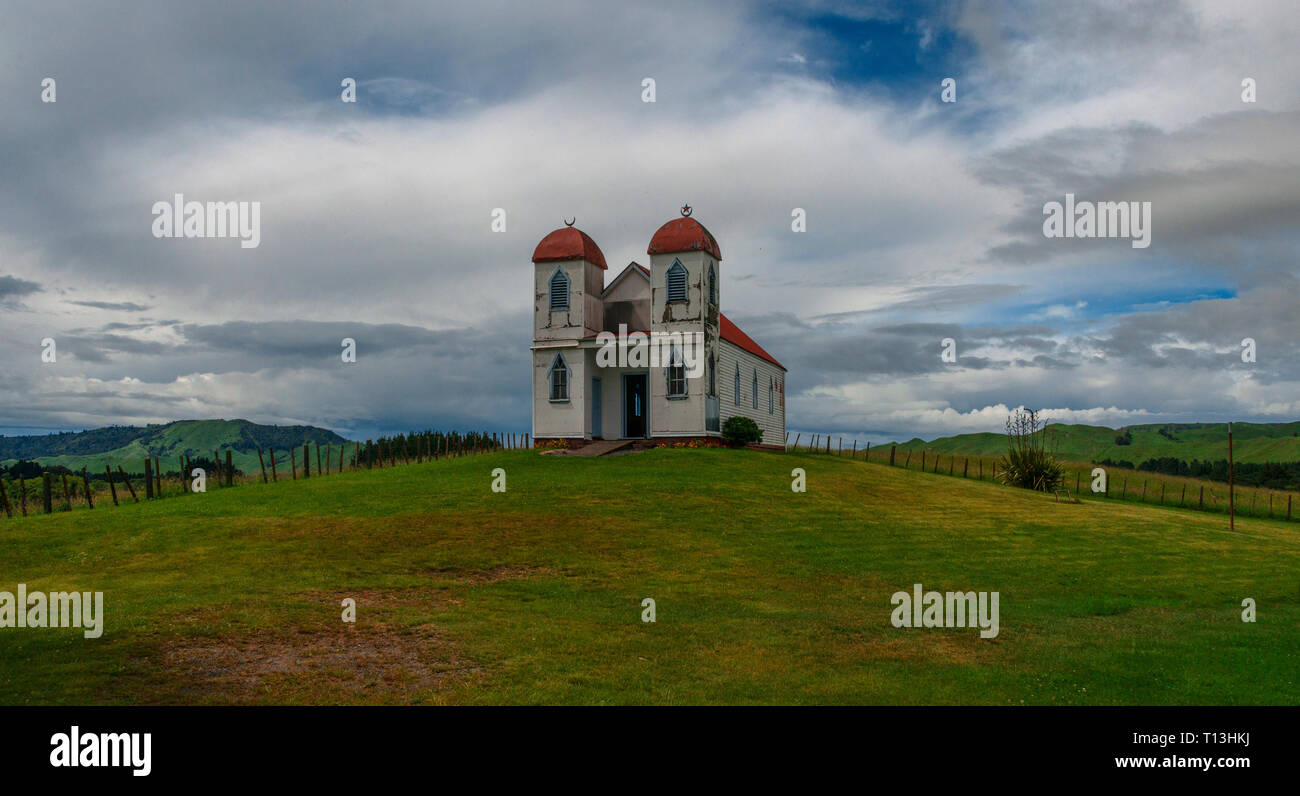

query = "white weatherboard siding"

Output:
[[718, 340, 785, 446]]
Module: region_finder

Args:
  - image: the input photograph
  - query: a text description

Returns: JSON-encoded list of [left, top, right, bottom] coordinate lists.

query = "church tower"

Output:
[[646, 205, 722, 434]]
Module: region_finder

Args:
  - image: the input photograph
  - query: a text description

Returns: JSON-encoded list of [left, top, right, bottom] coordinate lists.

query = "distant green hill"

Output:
[[0, 420, 351, 475], [893, 421, 1300, 465]]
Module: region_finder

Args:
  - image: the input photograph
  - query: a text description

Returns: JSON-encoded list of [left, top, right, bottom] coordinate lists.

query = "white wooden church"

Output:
[[530, 207, 786, 448]]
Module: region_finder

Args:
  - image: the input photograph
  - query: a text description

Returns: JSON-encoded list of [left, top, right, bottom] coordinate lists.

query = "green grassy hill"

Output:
[[894, 421, 1300, 465], [0, 419, 350, 475], [2, 448, 1296, 705]]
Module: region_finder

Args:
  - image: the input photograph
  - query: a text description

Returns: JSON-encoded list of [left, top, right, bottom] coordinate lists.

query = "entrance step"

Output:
[[569, 439, 635, 457]]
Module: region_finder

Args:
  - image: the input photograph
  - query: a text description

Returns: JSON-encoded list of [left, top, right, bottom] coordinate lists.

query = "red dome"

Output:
[[531, 227, 607, 270], [647, 217, 721, 260]]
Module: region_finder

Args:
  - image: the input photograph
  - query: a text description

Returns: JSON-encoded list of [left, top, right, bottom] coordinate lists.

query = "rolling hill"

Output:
[[892, 421, 1300, 465], [0, 419, 350, 475]]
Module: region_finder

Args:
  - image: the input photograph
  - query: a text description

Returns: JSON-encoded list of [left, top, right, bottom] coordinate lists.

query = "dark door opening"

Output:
[[624, 374, 647, 438]]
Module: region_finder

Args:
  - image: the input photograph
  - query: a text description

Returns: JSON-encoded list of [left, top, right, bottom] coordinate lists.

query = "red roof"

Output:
[[720, 313, 784, 370], [648, 217, 722, 260], [532, 227, 607, 269]]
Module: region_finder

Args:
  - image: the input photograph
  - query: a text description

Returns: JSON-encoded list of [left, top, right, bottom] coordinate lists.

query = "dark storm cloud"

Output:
[[0, 275, 41, 299]]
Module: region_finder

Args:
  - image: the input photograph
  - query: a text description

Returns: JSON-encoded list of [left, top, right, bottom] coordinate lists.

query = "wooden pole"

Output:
[[213, 450, 221, 485], [291, 447, 297, 480], [270, 448, 278, 481], [1161, 483, 1165, 505], [303, 444, 310, 478], [1180, 485, 1185, 507], [1228, 422, 1235, 532], [904, 451, 911, 468], [144, 459, 154, 499], [851, 440, 857, 458], [226, 450, 234, 486], [316, 444, 322, 475], [117, 466, 139, 503], [1199, 485, 1204, 510], [865, 441, 870, 460], [966, 458, 971, 479], [82, 469, 94, 509], [105, 467, 118, 506], [156, 458, 162, 497], [921, 451, 926, 471], [42, 472, 53, 514], [793, 433, 801, 451], [0, 474, 12, 518], [258, 448, 268, 483], [889, 446, 896, 466], [339, 444, 345, 473]]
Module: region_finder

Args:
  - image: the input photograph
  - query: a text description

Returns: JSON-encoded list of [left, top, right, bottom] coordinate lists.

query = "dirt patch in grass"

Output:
[[153, 590, 485, 704], [158, 622, 479, 704]]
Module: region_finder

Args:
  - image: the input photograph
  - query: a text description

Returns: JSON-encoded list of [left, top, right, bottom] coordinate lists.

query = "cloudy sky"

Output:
[[2, 0, 1297, 443]]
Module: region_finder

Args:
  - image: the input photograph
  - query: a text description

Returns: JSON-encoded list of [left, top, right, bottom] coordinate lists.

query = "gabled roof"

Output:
[[611, 263, 785, 371], [720, 313, 784, 371]]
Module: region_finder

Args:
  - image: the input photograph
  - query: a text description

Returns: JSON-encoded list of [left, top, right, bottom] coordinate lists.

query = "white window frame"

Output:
[[666, 344, 687, 398], [549, 353, 570, 402]]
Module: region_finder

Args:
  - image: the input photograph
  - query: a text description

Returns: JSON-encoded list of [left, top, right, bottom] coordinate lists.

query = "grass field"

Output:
[[2, 447, 1297, 705]]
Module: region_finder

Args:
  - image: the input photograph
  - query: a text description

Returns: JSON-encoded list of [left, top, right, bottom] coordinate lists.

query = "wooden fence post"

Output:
[[303, 444, 310, 478], [0, 474, 12, 518], [258, 448, 268, 483], [979, 459, 983, 479], [1180, 485, 1185, 507], [105, 467, 118, 506], [61, 473, 72, 511], [889, 446, 896, 466], [326, 444, 332, 474], [42, 472, 53, 514], [117, 466, 139, 503], [144, 459, 154, 499], [82, 469, 94, 509], [1199, 486, 1204, 510], [155, 458, 163, 497], [1161, 483, 1165, 505], [291, 447, 298, 479], [851, 440, 857, 458], [213, 451, 221, 485], [904, 451, 911, 468], [865, 441, 870, 460], [316, 444, 323, 475], [965, 458, 971, 479], [921, 451, 926, 471]]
